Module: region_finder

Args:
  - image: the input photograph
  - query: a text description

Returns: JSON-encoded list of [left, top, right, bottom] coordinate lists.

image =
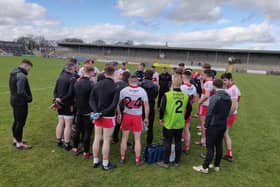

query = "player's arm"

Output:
[[143, 100, 150, 124], [61, 79, 75, 103], [184, 100, 192, 120], [159, 94, 167, 125], [230, 98, 237, 115], [89, 87, 98, 113], [102, 89, 120, 116], [204, 95, 218, 128], [16, 74, 32, 102], [199, 89, 210, 105]]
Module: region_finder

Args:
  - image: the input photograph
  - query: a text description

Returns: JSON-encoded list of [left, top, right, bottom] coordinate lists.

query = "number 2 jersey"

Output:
[[119, 85, 148, 116]]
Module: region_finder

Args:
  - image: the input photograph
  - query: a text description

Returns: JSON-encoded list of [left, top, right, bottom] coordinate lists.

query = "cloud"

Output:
[[117, 0, 172, 17], [0, 0, 57, 28], [168, 0, 222, 23], [117, 0, 280, 23]]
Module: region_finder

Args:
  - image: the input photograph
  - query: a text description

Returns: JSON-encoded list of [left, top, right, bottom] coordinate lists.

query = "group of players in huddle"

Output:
[[51, 59, 240, 171], [8, 58, 240, 172]]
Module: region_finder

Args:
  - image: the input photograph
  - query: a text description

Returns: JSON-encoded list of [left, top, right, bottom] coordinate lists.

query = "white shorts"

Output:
[[58, 115, 74, 120]]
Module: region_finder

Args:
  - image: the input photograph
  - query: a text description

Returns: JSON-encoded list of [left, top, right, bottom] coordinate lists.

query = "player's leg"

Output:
[[120, 130, 130, 162], [224, 115, 236, 162], [56, 115, 65, 147], [82, 116, 92, 158], [224, 127, 233, 161], [183, 124, 191, 154], [174, 128, 183, 165], [133, 131, 142, 165], [63, 116, 73, 150], [72, 114, 82, 153], [92, 125, 102, 167], [102, 126, 116, 170], [214, 128, 226, 168], [147, 107, 155, 145]]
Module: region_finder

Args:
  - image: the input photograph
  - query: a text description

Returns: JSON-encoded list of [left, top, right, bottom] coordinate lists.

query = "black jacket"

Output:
[[205, 90, 232, 128], [54, 70, 75, 106], [159, 72, 172, 91], [9, 67, 32, 106], [89, 77, 119, 117], [140, 79, 158, 106], [74, 77, 93, 115]]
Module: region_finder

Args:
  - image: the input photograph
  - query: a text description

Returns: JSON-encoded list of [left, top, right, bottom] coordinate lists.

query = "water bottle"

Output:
[[143, 121, 149, 131]]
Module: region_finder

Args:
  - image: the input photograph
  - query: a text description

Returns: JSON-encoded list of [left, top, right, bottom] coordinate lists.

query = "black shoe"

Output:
[[200, 153, 206, 159], [64, 143, 72, 151], [93, 162, 100, 168], [57, 139, 63, 148], [102, 162, 117, 171], [223, 155, 233, 162]]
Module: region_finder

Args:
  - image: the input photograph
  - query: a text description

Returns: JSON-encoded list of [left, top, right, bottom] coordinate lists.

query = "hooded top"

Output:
[[9, 67, 32, 106], [205, 90, 232, 128]]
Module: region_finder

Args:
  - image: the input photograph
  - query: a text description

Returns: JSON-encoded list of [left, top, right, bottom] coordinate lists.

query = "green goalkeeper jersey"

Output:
[[163, 91, 189, 129]]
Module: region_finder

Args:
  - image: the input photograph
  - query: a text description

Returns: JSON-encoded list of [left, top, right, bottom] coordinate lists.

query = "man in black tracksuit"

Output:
[[9, 60, 33, 150], [72, 66, 95, 158], [90, 65, 120, 170], [54, 62, 76, 150], [193, 79, 232, 173], [158, 67, 172, 108], [112, 71, 130, 143], [141, 70, 158, 145]]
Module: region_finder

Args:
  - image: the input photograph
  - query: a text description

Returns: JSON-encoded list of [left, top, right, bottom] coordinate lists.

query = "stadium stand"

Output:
[[55, 42, 280, 71], [0, 41, 33, 56]]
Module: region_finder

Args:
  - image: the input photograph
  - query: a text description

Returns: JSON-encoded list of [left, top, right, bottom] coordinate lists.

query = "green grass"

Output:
[[0, 56, 280, 187]]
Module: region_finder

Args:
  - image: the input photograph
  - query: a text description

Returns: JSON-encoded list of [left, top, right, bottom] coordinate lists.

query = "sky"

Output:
[[0, 0, 280, 50]]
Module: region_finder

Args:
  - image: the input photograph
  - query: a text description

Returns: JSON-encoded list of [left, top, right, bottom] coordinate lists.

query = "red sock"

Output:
[[135, 156, 141, 163], [226, 149, 232, 157], [183, 145, 189, 151]]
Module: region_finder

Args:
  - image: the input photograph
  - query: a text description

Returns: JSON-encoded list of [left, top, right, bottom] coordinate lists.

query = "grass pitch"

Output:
[[0, 56, 279, 187]]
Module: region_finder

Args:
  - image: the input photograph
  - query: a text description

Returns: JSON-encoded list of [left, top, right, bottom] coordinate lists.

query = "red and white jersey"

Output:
[[115, 68, 130, 81], [226, 83, 241, 114], [152, 72, 159, 85], [180, 82, 197, 104], [201, 80, 214, 106], [120, 85, 148, 116]]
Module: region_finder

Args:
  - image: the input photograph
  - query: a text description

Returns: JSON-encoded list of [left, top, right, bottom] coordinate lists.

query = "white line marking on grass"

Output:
[[0, 86, 53, 95]]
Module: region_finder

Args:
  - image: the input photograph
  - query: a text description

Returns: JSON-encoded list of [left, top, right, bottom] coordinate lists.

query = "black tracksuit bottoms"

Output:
[[162, 127, 183, 164], [146, 106, 155, 145], [73, 115, 93, 153], [12, 104, 28, 142], [203, 126, 226, 169]]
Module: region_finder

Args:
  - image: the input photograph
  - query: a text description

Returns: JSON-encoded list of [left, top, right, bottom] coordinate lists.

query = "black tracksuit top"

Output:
[[74, 77, 94, 115], [54, 70, 75, 106], [9, 67, 32, 106], [89, 77, 119, 117]]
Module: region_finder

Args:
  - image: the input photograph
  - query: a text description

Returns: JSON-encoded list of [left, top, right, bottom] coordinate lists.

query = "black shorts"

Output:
[[58, 105, 74, 116]]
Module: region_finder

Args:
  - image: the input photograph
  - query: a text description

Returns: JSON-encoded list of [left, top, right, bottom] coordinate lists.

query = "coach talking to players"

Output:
[[193, 79, 232, 173], [9, 59, 33, 150]]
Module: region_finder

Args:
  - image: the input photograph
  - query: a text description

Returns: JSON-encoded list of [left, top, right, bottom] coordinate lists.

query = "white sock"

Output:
[[93, 157, 99, 164], [103, 160, 109, 167]]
